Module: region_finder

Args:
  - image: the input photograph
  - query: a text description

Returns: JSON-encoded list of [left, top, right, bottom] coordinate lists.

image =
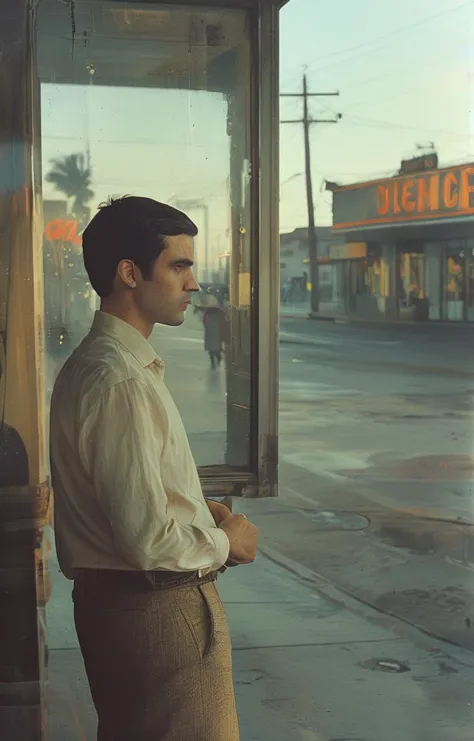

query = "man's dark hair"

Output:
[[82, 196, 198, 297]]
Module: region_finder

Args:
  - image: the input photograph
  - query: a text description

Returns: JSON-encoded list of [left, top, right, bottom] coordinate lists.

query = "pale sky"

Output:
[[40, 0, 474, 259]]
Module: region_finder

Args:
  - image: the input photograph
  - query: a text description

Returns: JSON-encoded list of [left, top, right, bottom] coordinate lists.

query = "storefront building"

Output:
[[328, 160, 474, 322]]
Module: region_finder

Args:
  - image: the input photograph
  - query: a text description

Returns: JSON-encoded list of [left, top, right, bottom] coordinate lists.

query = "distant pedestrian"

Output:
[[202, 294, 228, 369], [281, 277, 292, 304]]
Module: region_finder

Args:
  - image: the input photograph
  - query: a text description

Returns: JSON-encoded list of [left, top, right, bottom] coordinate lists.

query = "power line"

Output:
[[339, 44, 463, 109], [280, 74, 341, 314], [343, 114, 472, 140], [303, 0, 474, 76]]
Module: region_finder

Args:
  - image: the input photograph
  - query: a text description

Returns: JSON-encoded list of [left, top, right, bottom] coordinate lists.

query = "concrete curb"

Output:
[[306, 313, 474, 328], [281, 312, 336, 321], [281, 312, 474, 327], [257, 541, 474, 666]]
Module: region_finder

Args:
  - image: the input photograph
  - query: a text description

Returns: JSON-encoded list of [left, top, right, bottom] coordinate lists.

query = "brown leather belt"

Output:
[[74, 567, 218, 592]]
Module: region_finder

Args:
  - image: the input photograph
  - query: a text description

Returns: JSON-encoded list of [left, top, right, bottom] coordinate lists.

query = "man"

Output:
[[201, 294, 227, 370], [49, 196, 258, 741]]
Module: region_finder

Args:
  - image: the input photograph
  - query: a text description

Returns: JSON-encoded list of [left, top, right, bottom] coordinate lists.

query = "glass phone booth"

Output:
[[0, 0, 283, 738]]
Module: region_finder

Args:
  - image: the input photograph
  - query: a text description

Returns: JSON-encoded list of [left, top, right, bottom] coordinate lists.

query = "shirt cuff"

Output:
[[209, 526, 230, 571]]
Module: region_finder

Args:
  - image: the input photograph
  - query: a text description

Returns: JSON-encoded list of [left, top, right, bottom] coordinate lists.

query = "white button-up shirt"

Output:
[[49, 311, 230, 580]]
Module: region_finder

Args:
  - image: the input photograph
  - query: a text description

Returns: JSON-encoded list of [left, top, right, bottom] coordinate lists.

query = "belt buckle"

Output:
[[198, 568, 204, 578]]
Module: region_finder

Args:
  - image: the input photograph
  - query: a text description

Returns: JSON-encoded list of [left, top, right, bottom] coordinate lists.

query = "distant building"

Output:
[[279, 226, 340, 305]]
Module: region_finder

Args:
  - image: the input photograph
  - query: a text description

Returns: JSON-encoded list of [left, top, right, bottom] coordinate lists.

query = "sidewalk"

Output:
[[280, 302, 312, 320], [284, 310, 474, 328], [280, 302, 474, 327], [45, 525, 474, 741], [240, 461, 474, 652]]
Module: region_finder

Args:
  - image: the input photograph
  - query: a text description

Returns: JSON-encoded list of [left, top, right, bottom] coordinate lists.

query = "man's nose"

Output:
[[186, 273, 200, 292]]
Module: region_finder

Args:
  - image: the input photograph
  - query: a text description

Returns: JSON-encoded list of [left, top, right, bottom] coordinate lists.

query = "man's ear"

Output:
[[117, 259, 137, 289]]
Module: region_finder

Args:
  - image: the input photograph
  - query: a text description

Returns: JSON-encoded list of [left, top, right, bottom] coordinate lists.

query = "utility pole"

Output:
[[281, 75, 341, 313]]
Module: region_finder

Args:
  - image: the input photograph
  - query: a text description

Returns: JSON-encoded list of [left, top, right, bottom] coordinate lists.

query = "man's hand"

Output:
[[206, 499, 231, 526], [219, 513, 258, 566]]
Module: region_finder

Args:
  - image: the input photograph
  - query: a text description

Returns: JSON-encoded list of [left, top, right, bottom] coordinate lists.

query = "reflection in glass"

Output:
[[398, 250, 426, 319], [468, 250, 474, 321], [445, 248, 465, 321], [39, 1, 252, 471]]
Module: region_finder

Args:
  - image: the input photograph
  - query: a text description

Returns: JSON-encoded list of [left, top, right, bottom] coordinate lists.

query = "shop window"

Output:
[[445, 250, 465, 321], [399, 252, 425, 308], [38, 1, 253, 473], [353, 257, 381, 297]]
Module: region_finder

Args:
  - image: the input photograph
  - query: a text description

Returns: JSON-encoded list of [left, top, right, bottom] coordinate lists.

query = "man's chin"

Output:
[[159, 313, 185, 327]]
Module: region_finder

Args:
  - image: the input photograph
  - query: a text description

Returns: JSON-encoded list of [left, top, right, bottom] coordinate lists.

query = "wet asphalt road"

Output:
[[278, 316, 474, 517], [265, 317, 474, 651], [280, 316, 474, 376]]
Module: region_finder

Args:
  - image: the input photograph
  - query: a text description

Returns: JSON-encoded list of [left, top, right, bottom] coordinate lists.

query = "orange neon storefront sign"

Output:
[[44, 218, 82, 245], [376, 166, 474, 218], [333, 163, 474, 230]]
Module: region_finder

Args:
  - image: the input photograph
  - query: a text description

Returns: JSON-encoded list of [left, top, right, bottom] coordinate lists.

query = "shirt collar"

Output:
[[90, 311, 163, 368]]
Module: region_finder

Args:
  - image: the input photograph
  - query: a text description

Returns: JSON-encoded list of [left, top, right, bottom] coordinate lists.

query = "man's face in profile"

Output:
[[134, 234, 200, 327]]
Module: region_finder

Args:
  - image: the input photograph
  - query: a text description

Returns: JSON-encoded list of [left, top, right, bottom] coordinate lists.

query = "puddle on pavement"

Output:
[[374, 587, 474, 649], [342, 454, 474, 482], [359, 658, 411, 674], [281, 391, 474, 427], [401, 392, 474, 413], [286, 449, 474, 485], [377, 524, 439, 555], [377, 586, 471, 615], [298, 510, 370, 531]]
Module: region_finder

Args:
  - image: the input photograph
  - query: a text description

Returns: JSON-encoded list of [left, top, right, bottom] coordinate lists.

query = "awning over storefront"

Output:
[[329, 242, 367, 260]]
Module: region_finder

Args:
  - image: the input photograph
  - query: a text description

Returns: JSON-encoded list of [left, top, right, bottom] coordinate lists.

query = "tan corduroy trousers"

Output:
[[73, 578, 239, 741]]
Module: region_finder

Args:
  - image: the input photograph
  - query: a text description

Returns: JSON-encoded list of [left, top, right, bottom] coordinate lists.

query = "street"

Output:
[[262, 316, 474, 650], [44, 313, 474, 740], [278, 315, 474, 523]]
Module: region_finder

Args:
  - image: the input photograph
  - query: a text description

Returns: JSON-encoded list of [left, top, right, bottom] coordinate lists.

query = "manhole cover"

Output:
[[360, 658, 410, 674], [300, 510, 369, 531]]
